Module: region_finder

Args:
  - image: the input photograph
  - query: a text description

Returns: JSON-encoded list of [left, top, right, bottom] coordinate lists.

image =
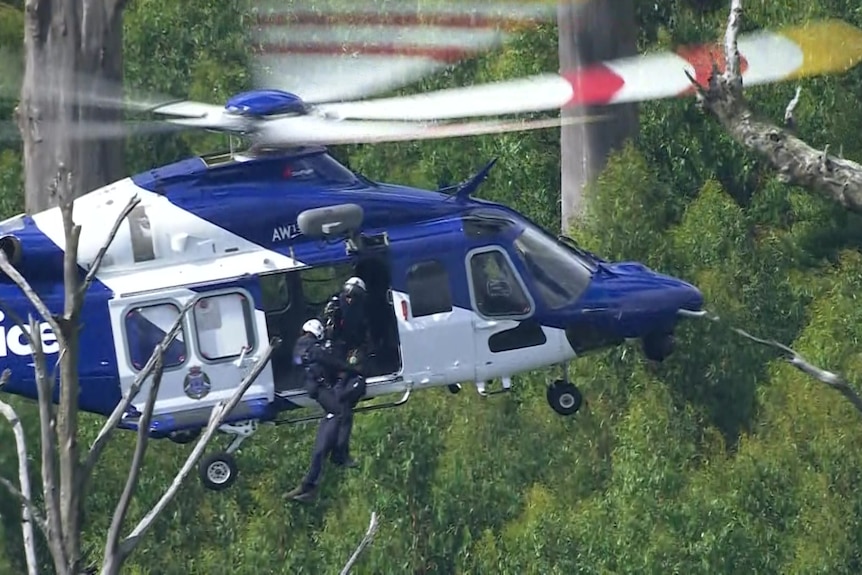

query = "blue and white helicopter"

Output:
[[0, 3, 713, 491], [0, 87, 704, 490]]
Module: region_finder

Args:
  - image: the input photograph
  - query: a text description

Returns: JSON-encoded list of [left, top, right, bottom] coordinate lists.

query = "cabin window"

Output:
[[128, 205, 155, 263], [260, 273, 292, 313], [468, 248, 532, 318], [193, 292, 256, 361], [124, 303, 187, 371], [407, 260, 452, 317]]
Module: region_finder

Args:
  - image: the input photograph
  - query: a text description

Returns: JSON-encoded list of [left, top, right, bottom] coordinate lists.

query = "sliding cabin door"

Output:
[[109, 285, 275, 429]]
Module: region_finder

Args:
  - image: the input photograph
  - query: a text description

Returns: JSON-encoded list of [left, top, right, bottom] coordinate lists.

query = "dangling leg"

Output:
[[331, 375, 365, 467], [287, 414, 339, 502], [287, 387, 341, 501]]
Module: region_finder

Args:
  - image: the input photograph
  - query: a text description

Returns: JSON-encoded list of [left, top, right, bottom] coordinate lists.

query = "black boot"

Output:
[[286, 484, 317, 502]]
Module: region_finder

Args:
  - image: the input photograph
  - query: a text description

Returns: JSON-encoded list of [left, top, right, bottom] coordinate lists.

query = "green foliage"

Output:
[[2, 1, 862, 573], [122, 0, 253, 172]]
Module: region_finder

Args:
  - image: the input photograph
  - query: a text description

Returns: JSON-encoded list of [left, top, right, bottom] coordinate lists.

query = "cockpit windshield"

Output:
[[512, 224, 594, 310]]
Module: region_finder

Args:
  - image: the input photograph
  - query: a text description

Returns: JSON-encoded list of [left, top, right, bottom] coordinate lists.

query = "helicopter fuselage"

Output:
[[0, 146, 703, 438]]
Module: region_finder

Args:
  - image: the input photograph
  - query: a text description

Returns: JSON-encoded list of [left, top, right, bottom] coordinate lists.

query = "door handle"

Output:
[[233, 346, 257, 368]]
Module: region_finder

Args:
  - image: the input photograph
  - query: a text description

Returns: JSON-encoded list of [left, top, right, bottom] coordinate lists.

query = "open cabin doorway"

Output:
[[259, 253, 403, 395]]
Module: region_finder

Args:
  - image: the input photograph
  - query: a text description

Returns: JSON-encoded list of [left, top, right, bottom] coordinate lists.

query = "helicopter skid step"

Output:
[[273, 386, 413, 425], [475, 377, 513, 397], [121, 399, 262, 436]]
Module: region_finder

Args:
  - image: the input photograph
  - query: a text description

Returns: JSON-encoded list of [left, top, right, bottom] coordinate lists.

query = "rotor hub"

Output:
[[224, 89, 307, 118]]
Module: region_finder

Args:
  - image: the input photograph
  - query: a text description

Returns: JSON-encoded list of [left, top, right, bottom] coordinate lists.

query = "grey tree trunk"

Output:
[[18, 0, 127, 215], [558, 0, 639, 231], [16, 1, 127, 571]]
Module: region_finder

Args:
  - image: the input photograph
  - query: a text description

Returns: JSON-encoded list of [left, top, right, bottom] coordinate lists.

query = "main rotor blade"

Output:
[[249, 0, 567, 104], [0, 63, 192, 116], [0, 119, 186, 142], [315, 19, 862, 121], [252, 113, 605, 147]]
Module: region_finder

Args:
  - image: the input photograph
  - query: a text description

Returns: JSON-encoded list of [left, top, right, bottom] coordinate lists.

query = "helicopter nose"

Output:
[[672, 278, 704, 312]]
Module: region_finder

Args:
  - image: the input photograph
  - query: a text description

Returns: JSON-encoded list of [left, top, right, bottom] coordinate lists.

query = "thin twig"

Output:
[[339, 512, 380, 575], [103, 350, 165, 566], [0, 368, 43, 575], [0, 476, 48, 538], [784, 86, 801, 130], [0, 250, 63, 344], [679, 309, 862, 414], [79, 194, 140, 298]]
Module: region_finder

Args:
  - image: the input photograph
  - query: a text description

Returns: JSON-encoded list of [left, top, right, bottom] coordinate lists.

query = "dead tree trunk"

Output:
[[18, 0, 127, 214], [558, 0, 639, 231]]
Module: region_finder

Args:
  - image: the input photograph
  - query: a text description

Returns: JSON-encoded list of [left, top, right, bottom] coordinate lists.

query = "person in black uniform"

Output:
[[286, 318, 360, 502], [322, 276, 370, 467], [323, 276, 370, 353]]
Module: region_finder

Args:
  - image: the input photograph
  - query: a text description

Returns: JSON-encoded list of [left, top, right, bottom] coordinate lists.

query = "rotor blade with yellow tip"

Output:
[[779, 19, 862, 79]]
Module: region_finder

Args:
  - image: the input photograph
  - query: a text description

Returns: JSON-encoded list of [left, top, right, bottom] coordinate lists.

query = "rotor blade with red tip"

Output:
[[315, 20, 862, 121]]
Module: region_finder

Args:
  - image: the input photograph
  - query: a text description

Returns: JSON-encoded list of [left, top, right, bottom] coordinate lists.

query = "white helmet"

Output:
[[344, 276, 366, 294], [302, 318, 324, 339]]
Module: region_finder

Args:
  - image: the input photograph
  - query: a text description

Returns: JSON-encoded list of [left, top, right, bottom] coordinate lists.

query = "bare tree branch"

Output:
[[57, 182, 85, 573], [339, 512, 380, 575], [118, 339, 278, 557], [679, 310, 862, 414], [0, 271, 64, 564], [81, 300, 194, 488], [723, 0, 743, 85], [0, 476, 48, 538], [784, 86, 801, 131], [44, 176, 142, 574], [0, 368, 42, 575], [78, 194, 140, 299], [103, 350, 165, 568], [0, 250, 64, 342], [686, 0, 862, 213], [29, 315, 67, 572]]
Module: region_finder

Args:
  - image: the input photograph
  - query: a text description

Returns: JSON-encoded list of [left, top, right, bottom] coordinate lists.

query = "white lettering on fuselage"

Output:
[[0, 310, 60, 357], [272, 223, 302, 243]]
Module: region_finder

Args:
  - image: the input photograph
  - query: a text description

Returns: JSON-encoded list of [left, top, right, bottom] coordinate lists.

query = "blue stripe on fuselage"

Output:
[[0, 218, 122, 416]]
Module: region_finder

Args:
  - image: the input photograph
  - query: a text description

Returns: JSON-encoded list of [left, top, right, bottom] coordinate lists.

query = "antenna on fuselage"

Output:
[[446, 158, 498, 202]]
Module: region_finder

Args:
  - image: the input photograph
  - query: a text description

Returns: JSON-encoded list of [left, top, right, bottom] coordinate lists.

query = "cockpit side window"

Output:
[[512, 225, 593, 310], [468, 248, 532, 318]]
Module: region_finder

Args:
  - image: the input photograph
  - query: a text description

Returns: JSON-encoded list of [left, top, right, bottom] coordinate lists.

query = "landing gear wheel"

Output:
[[546, 380, 583, 416], [169, 428, 201, 444], [199, 453, 238, 491], [447, 383, 462, 395]]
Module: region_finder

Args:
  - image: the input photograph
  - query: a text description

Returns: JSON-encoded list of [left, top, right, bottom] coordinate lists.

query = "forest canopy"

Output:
[[1, 0, 862, 573]]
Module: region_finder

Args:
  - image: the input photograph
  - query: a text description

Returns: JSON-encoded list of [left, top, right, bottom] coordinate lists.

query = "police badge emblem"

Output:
[[183, 366, 211, 400]]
